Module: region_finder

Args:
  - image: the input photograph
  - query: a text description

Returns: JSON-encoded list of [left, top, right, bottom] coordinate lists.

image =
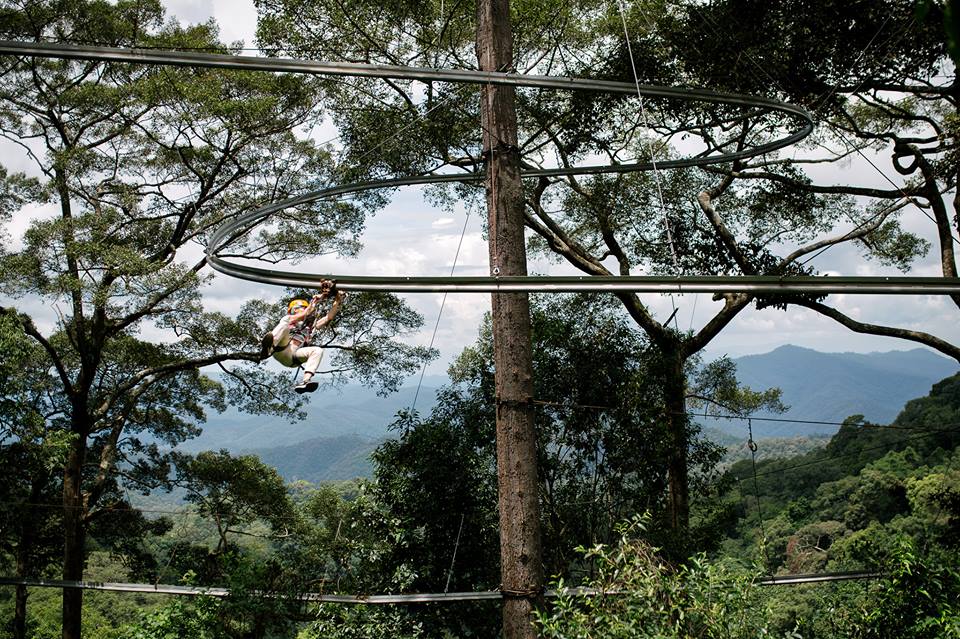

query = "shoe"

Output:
[[294, 380, 319, 394], [258, 333, 274, 359]]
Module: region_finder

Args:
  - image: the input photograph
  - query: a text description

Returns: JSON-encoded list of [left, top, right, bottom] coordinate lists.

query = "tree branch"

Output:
[[1, 307, 72, 394], [794, 299, 960, 363], [697, 173, 754, 274], [777, 199, 908, 269]]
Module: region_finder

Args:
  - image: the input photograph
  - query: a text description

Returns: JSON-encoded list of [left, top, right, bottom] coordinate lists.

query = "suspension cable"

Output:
[[746, 418, 771, 567], [411, 209, 473, 412]]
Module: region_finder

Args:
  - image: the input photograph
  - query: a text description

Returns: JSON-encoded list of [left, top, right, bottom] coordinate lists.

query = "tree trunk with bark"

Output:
[[14, 473, 49, 639], [62, 433, 86, 639], [13, 580, 27, 639], [663, 349, 689, 532], [476, 0, 544, 637]]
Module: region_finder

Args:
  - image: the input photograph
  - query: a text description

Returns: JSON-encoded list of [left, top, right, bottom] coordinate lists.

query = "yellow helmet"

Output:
[[287, 299, 310, 314]]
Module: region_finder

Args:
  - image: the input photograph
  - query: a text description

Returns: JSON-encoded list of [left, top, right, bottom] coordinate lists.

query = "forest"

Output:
[[1, 0, 959, 637], [3, 297, 960, 638]]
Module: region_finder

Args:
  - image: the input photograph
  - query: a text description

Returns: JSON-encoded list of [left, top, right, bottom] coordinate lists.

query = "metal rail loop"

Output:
[[0, 40, 830, 294], [14, 40, 950, 296], [0, 41, 813, 172]]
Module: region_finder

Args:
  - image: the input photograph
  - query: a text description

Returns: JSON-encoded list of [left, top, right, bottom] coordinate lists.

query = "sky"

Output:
[[4, 1, 959, 386]]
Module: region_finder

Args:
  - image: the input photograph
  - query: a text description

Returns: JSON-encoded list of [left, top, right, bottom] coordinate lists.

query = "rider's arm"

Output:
[[313, 290, 344, 330]]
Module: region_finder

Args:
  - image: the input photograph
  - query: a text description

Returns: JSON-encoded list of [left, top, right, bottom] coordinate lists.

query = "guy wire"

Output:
[[411, 208, 473, 413]]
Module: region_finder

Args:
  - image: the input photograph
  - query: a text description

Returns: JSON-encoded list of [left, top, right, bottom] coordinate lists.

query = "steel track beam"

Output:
[[200, 268, 960, 294], [0, 571, 884, 603], [10, 41, 942, 298]]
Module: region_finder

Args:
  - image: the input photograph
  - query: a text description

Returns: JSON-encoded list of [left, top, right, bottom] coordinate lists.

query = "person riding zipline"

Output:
[[259, 280, 345, 393]]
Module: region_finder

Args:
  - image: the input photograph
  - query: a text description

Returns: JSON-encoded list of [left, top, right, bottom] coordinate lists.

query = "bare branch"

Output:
[[697, 173, 753, 274], [778, 199, 908, 268], [794, 299, 960, 363]]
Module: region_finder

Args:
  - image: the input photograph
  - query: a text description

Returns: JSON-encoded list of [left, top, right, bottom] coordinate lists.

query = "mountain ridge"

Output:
[[185, 347, 958, 480], [707, 345, 958, 438]]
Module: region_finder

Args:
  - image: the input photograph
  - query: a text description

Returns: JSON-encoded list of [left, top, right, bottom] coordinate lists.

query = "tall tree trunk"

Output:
[[14, 475, 47, 639], [476, 1, 544, 637], [14, 531, 31, 639], [62, 435, 86, 639], [664, 350, 690, 532], [13, 583, 27, 639], [57, 160, 88, 639]]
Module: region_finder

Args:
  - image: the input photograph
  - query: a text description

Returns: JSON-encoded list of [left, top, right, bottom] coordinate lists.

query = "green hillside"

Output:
[[251, 434, 381, 482], [724, 371, 960, 569]]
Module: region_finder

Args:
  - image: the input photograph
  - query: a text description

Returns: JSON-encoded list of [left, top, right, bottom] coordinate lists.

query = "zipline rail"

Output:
[[0, 571, 883, 604], [3, 41, 956, 294], [197, 272, 960, 294], [0, 40, 839, 295]]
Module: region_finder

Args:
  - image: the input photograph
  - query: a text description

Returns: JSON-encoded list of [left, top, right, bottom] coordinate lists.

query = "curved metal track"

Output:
[[7, 40, 956, 294]]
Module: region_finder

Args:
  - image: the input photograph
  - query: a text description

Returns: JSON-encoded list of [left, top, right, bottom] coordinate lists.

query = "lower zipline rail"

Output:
[[0, 572, 882, 604]]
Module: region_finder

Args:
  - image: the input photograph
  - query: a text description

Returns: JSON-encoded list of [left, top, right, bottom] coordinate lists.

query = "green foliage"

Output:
[[918, 0, 960, 67], [0, 551, 163, 639], [907, 467, 960, 546], [535, 517, 779, 639], [309, 294, 767, 637], [174, 450, 296, 553], [299, 473, 499, 635], [715, 370, 960, 637], [731, 440, 960, 574], [129, 594, 225, 639], [670, 0, 944, 105], [376, 295, 739, 584], [372, 409, 500, 590], [303, 606, 427, 639], [328, 291, 438, 395], [688, 356, 785, 416], [727, 374, 960, 558], [843, 540, 960, 639]]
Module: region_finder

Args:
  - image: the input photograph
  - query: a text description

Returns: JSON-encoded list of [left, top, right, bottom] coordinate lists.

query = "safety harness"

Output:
[[289, 282, 337, 349]]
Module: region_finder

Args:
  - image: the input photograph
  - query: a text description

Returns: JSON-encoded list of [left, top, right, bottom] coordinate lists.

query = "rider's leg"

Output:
[[293, 346, 324, 393], [260, 318, 292, 360]]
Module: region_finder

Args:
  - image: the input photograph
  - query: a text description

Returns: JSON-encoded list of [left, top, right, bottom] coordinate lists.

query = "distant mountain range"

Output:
[[177, 381, 441, 482], [704, 345, 959, 438], [182, 347, 958, 481], [180, 380, 442, 452]]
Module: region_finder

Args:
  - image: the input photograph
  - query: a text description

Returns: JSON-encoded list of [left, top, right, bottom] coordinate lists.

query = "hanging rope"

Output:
[[747, 418, 772, 568]]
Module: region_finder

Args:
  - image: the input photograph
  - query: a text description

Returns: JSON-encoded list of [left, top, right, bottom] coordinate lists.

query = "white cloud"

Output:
[[367, 248, 429, 276], [210, 0, 258, 46], [162, 0, 256, 48]]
